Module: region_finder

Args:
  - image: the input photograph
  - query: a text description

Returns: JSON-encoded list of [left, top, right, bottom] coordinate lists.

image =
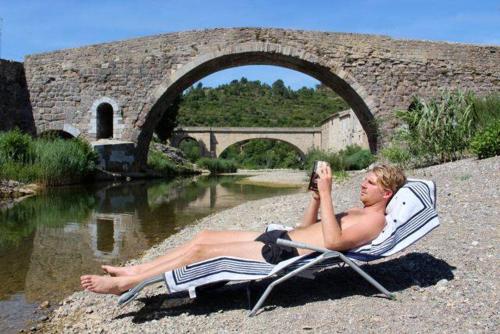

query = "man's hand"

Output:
[[317, 164, 332, 198], [311, 191, 320, 201]]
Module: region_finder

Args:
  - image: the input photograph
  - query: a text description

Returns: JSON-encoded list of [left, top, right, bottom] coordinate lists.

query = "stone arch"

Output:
[[38, 129, 74, 139], [38, 123, 80, 139], [88, 97, 124, 140], [135, 42, 378, 166], [219, 138, 306, 160], [171, 133, 210, 158]]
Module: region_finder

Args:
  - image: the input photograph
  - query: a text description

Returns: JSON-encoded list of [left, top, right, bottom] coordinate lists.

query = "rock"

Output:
[[151, 143, 189, 165], [38, 315, 49, 322], [39, 301, 50, 309], [471, 241, 479, 246], [436, 279, 449, 287]]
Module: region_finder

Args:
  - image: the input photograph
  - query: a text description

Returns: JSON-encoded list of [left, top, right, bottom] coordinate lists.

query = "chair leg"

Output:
[[117, 274, 165, 307], [248, 254, 330, 317], [337, 253, 395, 299], [246, 281, 255, 310]]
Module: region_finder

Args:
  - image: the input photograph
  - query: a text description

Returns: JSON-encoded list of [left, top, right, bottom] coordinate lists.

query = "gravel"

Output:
[[39, 156, 499, 333]]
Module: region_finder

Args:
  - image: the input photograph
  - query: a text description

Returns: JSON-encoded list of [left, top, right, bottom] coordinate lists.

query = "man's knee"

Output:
[[188, 243, 209, 262], [193, 230, 213, 244]]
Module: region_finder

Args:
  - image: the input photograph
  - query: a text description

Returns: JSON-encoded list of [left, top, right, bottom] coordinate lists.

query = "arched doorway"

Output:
[[96, 103, 113, 139]]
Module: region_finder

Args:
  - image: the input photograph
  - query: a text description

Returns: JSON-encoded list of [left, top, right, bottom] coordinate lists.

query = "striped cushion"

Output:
[[350, 178, 439, 257]]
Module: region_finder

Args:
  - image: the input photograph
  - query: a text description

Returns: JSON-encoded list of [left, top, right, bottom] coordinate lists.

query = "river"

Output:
[[0, 175, 302, 333]]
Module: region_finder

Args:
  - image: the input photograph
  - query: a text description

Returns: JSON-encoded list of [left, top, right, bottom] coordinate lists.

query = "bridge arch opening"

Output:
[[38, 129, 75, 140], [220, 138, 305, 169], [96, 102, 113, 139], [136, 44, 377, 167], [178, 136, 205, 162]]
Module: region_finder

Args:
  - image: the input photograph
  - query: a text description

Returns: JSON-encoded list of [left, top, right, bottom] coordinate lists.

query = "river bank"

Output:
[[0, 181, 40, 210], [39, 156, 499, 333]]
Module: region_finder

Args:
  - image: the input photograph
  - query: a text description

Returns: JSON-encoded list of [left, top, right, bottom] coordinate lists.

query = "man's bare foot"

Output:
[[80, 275, 136, 295], [101, 265, 139, 277]]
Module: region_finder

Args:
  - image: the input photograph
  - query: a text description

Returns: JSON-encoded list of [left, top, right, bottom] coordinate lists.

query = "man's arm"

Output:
[[317, 166, 384, 251], [297, 193, 320, 228]]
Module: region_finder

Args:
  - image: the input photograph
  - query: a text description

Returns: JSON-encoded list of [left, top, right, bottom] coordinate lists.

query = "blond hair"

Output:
[[370, 164, 407, 195]]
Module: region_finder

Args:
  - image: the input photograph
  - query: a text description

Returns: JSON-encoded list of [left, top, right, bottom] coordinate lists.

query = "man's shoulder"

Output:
[[363, 210, 385, 225]]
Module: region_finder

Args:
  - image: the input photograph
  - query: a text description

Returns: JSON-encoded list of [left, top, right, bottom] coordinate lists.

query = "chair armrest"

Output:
[[276, 238, 331, 253]]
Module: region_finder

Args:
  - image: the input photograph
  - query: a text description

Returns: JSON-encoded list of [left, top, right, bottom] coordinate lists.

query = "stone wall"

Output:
[[21, 28, 500, 167], [0, 60, 34, 133], [320, 109, 369, 152]]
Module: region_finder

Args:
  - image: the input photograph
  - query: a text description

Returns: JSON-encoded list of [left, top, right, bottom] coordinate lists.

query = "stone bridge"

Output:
[[16, 28, 499, 170], [171, 126, 322, 158]]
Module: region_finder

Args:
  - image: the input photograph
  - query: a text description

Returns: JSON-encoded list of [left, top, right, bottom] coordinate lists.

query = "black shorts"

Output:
[[255, 230, 299, 264]]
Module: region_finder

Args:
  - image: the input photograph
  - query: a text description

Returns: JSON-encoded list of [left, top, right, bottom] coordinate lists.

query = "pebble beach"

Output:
[[38, 156, 499, 333]]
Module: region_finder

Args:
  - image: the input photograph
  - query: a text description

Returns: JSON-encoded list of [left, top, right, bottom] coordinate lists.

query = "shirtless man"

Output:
[[81, 164, 406, 295]]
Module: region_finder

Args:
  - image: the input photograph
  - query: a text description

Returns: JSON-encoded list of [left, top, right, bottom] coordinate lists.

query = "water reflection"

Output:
[[0, 175, 302, 305]]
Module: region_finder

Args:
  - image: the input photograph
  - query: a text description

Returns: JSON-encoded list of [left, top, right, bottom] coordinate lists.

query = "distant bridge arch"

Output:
[[171, 126, 321, 158]]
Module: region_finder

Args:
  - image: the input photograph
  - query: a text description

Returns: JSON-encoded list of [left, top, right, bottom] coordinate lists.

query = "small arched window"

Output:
[[96, 103, 113, 139]]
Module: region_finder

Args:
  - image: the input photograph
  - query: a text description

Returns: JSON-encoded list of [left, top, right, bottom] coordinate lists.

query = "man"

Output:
[[81, 164, 406, 295]]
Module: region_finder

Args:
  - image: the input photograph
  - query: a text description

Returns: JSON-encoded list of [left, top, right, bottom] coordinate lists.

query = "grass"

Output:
[[0, 130, 98, 186], [196, 158, 238, 174], [147, 146, 197, 176]]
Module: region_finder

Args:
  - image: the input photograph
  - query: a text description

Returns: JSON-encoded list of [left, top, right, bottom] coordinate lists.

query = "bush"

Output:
[[379, 145, 411, 167], [0, 129, 33, 164], [395, 90, 476, 164], [470, 92, 500, 129], [343, 148, 375, 170], [469, 120, 500, 159], [304, 146, 374, 172], [0, 132, 98, 185], [179, 140, 201, 163], [31, 138, 98, 185], [196, 158, 238, 174], [304, 149, 343, 172], [147, 149, 178, 176], [220, 139, 303, 169]]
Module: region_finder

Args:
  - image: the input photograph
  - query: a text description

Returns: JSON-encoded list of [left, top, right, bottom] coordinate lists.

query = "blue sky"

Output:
[[1, 0, 498, 89]]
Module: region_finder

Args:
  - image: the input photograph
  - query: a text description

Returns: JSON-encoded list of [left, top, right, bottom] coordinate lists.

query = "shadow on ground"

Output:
[[115, 252, 455, 323]]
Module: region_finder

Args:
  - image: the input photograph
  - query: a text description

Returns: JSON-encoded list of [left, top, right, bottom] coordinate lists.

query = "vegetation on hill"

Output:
[[175, 78, 349, 127]]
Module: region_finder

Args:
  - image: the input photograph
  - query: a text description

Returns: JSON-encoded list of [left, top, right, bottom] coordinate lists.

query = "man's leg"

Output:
[[102, 230, 260, 276], [82, 240, 265, 295]]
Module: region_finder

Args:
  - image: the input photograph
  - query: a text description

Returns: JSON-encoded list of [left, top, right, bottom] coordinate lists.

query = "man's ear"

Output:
[[382, 189, 393, 200]]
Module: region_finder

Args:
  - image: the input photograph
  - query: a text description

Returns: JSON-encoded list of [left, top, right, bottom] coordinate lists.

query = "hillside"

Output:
[[176, 78, 349, 127]]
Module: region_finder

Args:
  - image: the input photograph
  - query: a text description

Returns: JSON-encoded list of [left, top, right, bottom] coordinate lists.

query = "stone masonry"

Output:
[[0, 59, 34, 133], [21, 28, 500, 169]]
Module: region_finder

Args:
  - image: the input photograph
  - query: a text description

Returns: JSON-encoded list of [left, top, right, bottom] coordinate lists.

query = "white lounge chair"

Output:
[[118, 179, 439, 316]]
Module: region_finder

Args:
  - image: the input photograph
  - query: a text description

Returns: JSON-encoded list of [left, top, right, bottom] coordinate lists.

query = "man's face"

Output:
[[360, 171, 391, 206]]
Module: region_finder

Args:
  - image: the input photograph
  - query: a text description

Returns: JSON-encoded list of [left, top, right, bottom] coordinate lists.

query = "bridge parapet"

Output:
[[175, 126, 321, 133]]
